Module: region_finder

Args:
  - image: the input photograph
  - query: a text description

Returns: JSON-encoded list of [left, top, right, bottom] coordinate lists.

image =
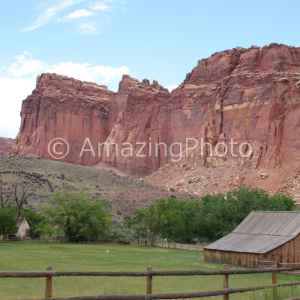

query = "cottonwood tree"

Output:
[[125, 203, 165, 245], [199, 185, 295, 241], [0, 179, 13, 208], [11, 182, 36, 221], [42, 189, 113, 240], [125, 198, 202, 244], [21, 209, 52, 239], [126, 185, 295, 243], [0, 205, 18, 236]]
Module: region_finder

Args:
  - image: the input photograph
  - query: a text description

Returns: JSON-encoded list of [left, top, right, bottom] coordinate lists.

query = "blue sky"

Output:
[[0, 0, 300, 138]]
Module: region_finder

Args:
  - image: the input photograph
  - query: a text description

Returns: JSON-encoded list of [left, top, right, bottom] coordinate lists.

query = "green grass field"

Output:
[[0, 241, 299, 299]]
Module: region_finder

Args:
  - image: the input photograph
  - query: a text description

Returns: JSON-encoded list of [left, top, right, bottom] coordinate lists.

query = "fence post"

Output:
[[223, 264, 229, 300], [272, 262, 278, 300], [45, 266, 52, 298], [147, 266, 153, 295]]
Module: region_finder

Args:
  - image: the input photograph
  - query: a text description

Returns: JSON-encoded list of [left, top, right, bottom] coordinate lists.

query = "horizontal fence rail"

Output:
[[1, 265, 300, 299], [22, 283, 300, 300], [2, 267, 300, 278], [152, 241, 208, 251], [0, 271, 57, 278]]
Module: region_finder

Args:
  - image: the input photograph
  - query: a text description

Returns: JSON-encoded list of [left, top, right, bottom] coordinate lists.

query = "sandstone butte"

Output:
[[13, 43, 300, 202]]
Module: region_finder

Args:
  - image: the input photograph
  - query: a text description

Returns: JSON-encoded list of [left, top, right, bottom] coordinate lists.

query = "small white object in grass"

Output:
[[107, 249, 109, 253]]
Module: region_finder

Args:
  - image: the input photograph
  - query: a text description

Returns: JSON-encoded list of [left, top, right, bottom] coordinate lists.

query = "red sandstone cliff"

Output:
[[0, 137, 15, 153], [14, 44, 300, 185], [14, 73, 169, 173]]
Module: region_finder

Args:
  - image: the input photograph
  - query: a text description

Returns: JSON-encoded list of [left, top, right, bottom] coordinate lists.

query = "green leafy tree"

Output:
[[199, 185, 295, 241], [125, 201, 165, 245], [21, 209, 51, 238], [0, 205, 18, 236], [198, 193, 236, 241], [159, 198, 202, 243], [268, 194, 294, 211], [127, 185, 295, 244], [126, 198, 202, 244], [43, 190, 112, 239]]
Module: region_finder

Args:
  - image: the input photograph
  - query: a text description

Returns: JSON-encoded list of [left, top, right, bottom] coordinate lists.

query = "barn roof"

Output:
[[204, 211, 300, 254]]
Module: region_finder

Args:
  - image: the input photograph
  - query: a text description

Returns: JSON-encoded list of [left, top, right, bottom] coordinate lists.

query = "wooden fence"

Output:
[[258, 261, 300, 274], [1, 265, 300, 300], [0, 237, 209, 251], [152, 241, 207, 251]]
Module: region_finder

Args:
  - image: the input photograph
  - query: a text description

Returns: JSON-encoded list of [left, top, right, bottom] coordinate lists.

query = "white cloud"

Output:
[[77, 23, 100, 34], [49, 61, 129, 82], [89, 3, 113, 11], [1, 52, 129, 137], [166, 84, 178, 92], [7, 51, 129, 83], [62, 9, 95, 20], [0, 77, 36, 138], [8, 53, 49, 78], [21, 0, 85, 32]]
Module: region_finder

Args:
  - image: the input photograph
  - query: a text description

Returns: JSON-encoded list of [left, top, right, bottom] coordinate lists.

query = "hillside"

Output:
[[0, 153, 193, 226]]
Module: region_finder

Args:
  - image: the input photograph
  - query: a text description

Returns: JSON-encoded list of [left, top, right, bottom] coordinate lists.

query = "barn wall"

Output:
[[262, 235, 300, 263], [204, 235, 300, 267], [204, 249, 262, 268]]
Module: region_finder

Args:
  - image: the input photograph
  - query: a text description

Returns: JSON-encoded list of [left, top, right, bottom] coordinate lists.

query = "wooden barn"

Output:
[[204, 211, 300, 268]]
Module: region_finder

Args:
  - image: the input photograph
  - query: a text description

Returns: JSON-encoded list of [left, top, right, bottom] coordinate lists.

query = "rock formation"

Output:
[[14, 73, 170, 174], [0, 137, 15, 153], [14, 44, 300, 198]]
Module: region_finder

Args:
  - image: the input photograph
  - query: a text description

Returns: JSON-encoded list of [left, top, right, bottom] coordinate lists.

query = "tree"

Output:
[[21, 209, 51, 238], [199, 185, 295, 241], [43, 190, 112, 239], [125, 202, 164, 245], [268, 194, 294, 211], [159, 198, 202, 243], [125, 198, 203, 244], [11, 183, 36, 221], [0, 179, 12, 208], [0, 205, 18, 236], [126, 185, 296, 244]]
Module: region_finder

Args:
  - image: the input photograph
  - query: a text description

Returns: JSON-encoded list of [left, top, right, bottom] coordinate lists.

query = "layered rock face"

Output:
[[14, 44, 300, 179], [14, 73, 169, 174], [0, 137, 15, 153]]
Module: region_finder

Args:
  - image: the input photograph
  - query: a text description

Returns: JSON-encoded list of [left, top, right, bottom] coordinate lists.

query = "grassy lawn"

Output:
[[0, 241, 300, 299]]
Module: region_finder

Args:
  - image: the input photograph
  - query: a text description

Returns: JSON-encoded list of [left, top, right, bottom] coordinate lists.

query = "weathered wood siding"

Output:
[[204, 234, 300, 268], [262, 234, 300, 263], [204, 249, 262, 268]]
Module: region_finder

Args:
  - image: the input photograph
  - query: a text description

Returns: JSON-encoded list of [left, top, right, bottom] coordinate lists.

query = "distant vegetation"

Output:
[[0, 181, 295, 243], [0, 181, 113, 240], [125, 185, 295, 243]]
